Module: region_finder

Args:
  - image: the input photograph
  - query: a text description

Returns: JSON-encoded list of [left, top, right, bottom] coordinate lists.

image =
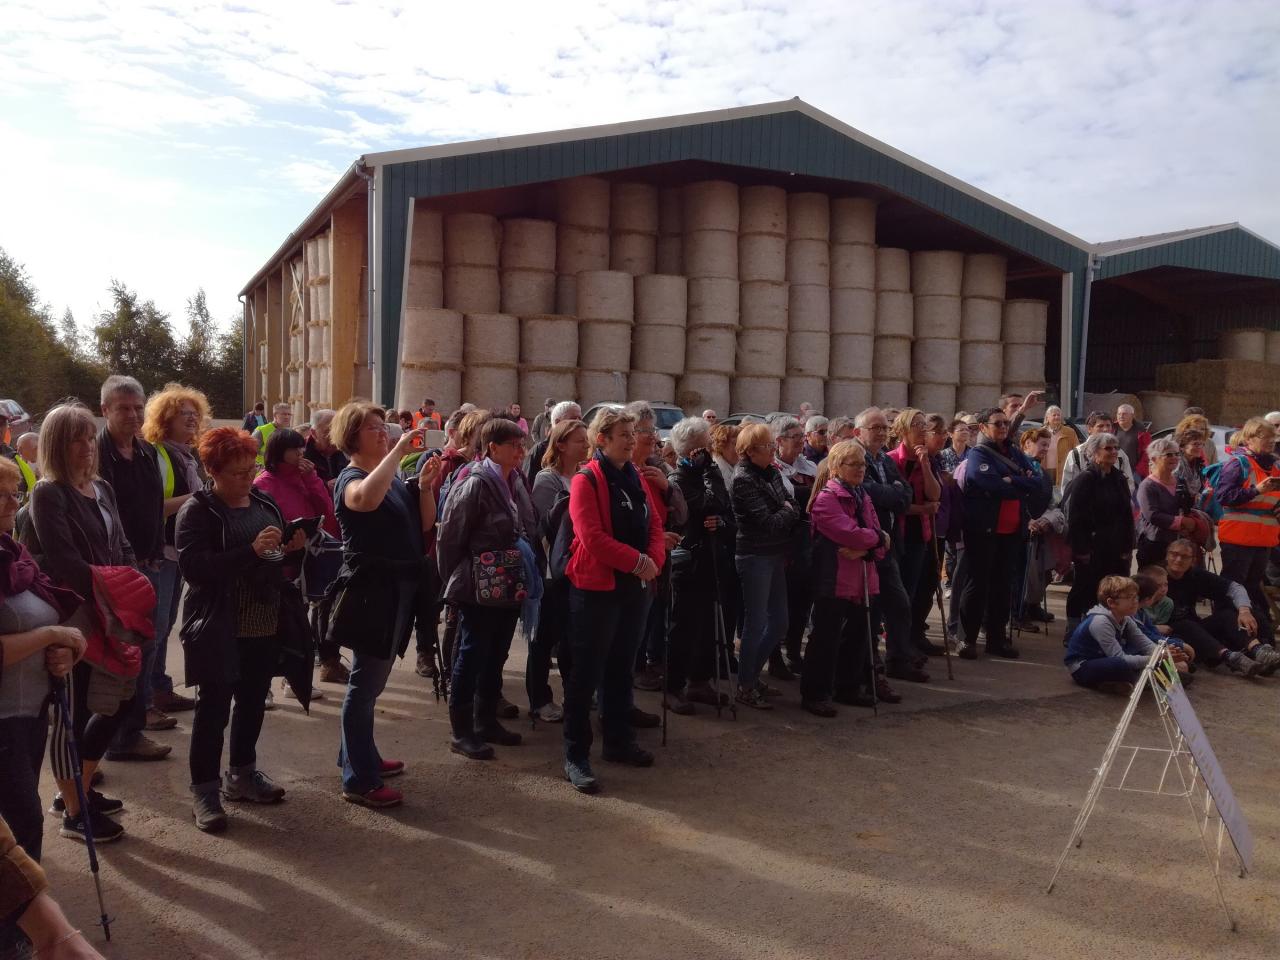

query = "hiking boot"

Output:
[[1225, 650, 1262, 678], [887, 664, 930, 683], [684, 682, 728, 707], [145, 707, 177, 730], [530, 701, 564, 723], [106, 734, 171, 762], [222, 768, 286, 804], [342, 785, 403, 808], [191, 791, 227, 834], [60, 808, 124, 843], [633, 664, 664, 691], [985, 643, 1021, 660], [153, 690, 195, 712], [602, 742, 654, 767], [497, 695, 520, 720], [957, 641, 979, 660], [1249, 643, 1280, 676], [50, 789, 123, 817], [663, 693, 695, 716], [319, 658, 351, 684], [874, 676, 903, 704], [802, 699, 838, 718], [379, 759, 405, 778], [414, 652, 439, 679], [448, 704, 494, 760], [477, 700, 523, 746], [564, 759, 599, 794], [735, 686, 772, 710], [627, 706, 661, 728]]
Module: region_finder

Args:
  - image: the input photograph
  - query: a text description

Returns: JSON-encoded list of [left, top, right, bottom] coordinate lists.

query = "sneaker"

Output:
[[736, 686, 772, 710], [756, 680, 784, 699], [192, 791, 228, 833], [263, 690, 276, 711], [627, 706, 661, 728], [414, 652, 439, 680], [153, 690, 196, 712], [497, 695, 520, 720], [105, 734, 171, 762], [801, 699, 838, 718], [1249, 643, 1280, 676], [60, 809, 125, 843], [874, 676, 903, 704], [564, 759, 599, 794], [145, 707, 178, 730], [319, 658, 351, 684], [50, 789, 124, 817], [222, 769, 286, 804], [1225, 650, 1262, 678], [957, 641, 979, 660], [663, 693, 695, 716], [601, 742, 655, 767], [379, 759, 405, 778], [342, 785, 403, 808], [633, 664, 664, 691], [684, 682, 729, 707], [530, 701, 564, 723], [284, 681, 322, 701]]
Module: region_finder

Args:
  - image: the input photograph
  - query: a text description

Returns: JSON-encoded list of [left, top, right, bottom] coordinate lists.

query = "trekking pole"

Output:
[[52, 678, 112, 941], [862, 559, 878, 717], [708, 525, 735, 720], [932, 538, 954, 680], [1013, 538, 1034, 642], [661, 583, 671, 747]]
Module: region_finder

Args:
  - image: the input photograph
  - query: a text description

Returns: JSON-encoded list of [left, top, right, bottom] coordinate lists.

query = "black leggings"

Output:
[[1067, 552, 1130, 620], [50, 659, 133, 781], [527, 577, 573, 710]]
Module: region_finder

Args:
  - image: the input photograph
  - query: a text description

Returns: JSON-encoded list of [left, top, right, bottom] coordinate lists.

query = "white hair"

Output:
[[1265, 411, 1280, 424], [669, 417, 711, 456], [100, 374, 144, 406], [1083, 431, 1118, 461], [1044, 405, 1062, 418], [853, 407, 882, 429], [805, 415, 828, 433], [624, 400, 655, 424], [1116, 403, 1135, 415], [770, 416, 802, 439], [1147, 436, 1178, 460], [550, 400, 581, 424]]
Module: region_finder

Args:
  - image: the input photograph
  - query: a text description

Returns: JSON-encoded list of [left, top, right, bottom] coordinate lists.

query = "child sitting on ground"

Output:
[[1064, 575, 1160, 692], [1133, 569, 1193, 679]]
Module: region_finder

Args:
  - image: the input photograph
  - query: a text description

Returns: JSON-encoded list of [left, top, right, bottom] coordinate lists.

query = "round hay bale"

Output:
[[500, 269, 555, 316], [740, 185, 787, 236], [578, 370, 628, 407], [317, 233, 330, 277], [307, 323, 325, 359], [401, 307, 464, 366], [659, 188, 683, 236], [1003, 299, 1049, 344], [683, 181, 739, 232], [627, 371, 677, 403], [789, 284, 831, 333], [909, 382, 957, 415], [610, 183, 659, 234], [786, 331, 830, 378], [688, 278, 740, 329], [960, 342, 1004, 385], [910, 251, 964, 297], [405, 263, 444, 311], [957, 383, 999, 414], [874, 291, 914, 338], [961, 297, 1003, 342], [677, 372, 730, 415], [520, 369, 578, 416], [444, 265, 500, 314], [1267, 331, 1280, 365], [740, 280, 789, 330], [578, 320, 633, 371], [684, 326, 738, 375], [911, 338, 961, 384], [786, 238, 830, 285], [830, 198, 876, 245], [556, 177, 610, 230], [656, 235, 683, 275], [610, 232, 657, 276], [305, 237, 321, 277], [400, 365, 461, 414], [871, 379, 909, 409], [781, 376, 826, 414], [1221, 327, 1268, 360], [829, 333, 874, 380], [554, 275, 576, 316], [732, 376, 781, 413], [830, 242, 876, 290], [962, 253, 1007, 300], [787, 193, 829, 241], [913, 295, 962, 339], [684, 229, 738, 279], [631, 325, 686, 375], [557, 225, 610, 275], [825, 377, 873, 417], [876, 248, 910, 292], [462, 365, 519, 410], [409, 206, 444, 265], [738, 233, 787, 282], [635, 274, 688, 326], [576, 271, 635, 323], [830, 287, 876, 335], [500, 218, 556, 271], [1002, 343, 1045, 383], [1138, 391, 1190, 431], [444, 213, 500, 267], [520, 315, 579, 368], [463, 313, 519, 366], [736, 328, 787, 377], [872, 335, 912, 381]]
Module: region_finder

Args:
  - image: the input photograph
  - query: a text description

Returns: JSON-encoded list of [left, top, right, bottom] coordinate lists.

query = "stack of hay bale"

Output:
[[733, 185, 787, 412], [1156, 329, 1280, 423], [576, 270, 634, 406], [555, 177, 610, 315], [518, 313, 578, 414], [287, 256, 307, 421], [397, 208, 462, 411], [444, 213, 501, 314], [873, 248, 912, 408], [630, 274, 687, 403], [783, 192, 830, 413], [656, 187, 683, 275], [957, 253, 1007, 412], [462, 312, 519, 410], [500, 218, 556, 316], [305, 231, 333, 409], [610, 183, 658, 276], [678, 181, 738, 416], [826, 197, 876, 416], [909, 251, 964, 414], [1001, 299, 1049, 399]]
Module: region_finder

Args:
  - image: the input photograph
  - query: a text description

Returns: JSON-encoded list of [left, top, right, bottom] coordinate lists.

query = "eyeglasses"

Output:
[[1167, 551, 1194, 561], [986, 420, 1010, 428], [748, 443, 773, 453], [780, 433, 804, 441], [1100, 444, 1119, 451], [812, 429, 827, 436]]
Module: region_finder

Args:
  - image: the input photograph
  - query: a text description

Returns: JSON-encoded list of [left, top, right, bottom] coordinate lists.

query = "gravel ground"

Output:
[[34, 585, 1279, 959]]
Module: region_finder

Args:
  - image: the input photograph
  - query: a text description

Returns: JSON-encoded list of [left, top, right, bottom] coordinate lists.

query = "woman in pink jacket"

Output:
[[803, 440, 889, 716]]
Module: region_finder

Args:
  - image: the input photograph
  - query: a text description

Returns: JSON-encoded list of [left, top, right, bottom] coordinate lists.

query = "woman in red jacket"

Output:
[[561, 408, 664, 794]]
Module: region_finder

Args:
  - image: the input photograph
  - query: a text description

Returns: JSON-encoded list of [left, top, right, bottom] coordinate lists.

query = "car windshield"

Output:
[[655, 408, 683, 429]]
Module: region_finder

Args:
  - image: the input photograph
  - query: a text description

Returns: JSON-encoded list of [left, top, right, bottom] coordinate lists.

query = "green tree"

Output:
[[93, 280, 180, 391], [58, 307, 81, 360]]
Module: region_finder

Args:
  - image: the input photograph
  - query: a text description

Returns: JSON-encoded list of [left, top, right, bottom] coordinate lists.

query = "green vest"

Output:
[[253, 422, 278, 467], [15, 455, 36, 499], [154, 442, 175, 498]]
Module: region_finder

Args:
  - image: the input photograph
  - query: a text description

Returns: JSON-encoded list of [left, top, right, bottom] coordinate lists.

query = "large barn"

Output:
[[238, 99, 1280, 428]]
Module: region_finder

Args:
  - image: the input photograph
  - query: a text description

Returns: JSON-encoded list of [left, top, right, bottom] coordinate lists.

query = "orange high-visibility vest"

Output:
[[1218, 455, 1280, 548]]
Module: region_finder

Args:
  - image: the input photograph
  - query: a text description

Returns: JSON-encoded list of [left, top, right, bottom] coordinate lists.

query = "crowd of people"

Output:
[[5, 376, 1280, 951]]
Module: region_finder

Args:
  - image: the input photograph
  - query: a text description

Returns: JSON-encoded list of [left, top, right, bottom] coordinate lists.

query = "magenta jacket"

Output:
[[809, 478, 887, 602], [252, 466, 338, 538]]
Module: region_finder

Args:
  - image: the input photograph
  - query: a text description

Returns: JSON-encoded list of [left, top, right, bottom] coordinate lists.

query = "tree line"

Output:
[[0, 245, 243, 421]]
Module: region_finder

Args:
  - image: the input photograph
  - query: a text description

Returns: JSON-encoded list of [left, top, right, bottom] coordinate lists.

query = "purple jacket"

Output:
[[809, 479, 887, 601]]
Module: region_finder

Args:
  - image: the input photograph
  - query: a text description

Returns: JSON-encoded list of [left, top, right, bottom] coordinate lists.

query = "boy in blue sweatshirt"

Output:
[[1064, 575, 1157, 690]]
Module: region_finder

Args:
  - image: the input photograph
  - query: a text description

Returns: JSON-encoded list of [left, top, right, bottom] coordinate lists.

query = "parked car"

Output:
[[0, 399, 31, 441], [1153, 423, 1237, 454], [581, 401, 685, 441]]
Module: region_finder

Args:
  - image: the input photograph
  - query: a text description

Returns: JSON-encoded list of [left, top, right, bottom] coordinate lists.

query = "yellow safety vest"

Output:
[[154, 443, 175, 498], [14, 455, 36, 499], [253, 422, 278, 467]]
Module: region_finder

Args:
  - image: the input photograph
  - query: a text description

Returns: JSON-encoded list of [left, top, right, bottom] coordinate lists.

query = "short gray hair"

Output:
[[669, 417, 711, 456], [100, 374, 144, 406], [1116, 403, 1134, 415], [1083, 431, 1118, 462], [550, 400, 581, 424], [805, 415, 828, 434], [624, 400, 655, 425], [1147, 436, 1178, 460], [312, 408, 336, 428], [273, 402, 291, 414], [827, 416, 855, 437], [1044, 405, 1062, 419], [769, 416, 802, 439], [853, 407, 882, 429]]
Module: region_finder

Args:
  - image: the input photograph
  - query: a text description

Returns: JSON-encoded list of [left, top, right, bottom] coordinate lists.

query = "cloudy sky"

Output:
[[2, 0, 1276, 337]]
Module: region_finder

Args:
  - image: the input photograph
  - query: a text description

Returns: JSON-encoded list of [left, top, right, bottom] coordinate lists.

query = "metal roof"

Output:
[[1094, 223, 1280, 281]]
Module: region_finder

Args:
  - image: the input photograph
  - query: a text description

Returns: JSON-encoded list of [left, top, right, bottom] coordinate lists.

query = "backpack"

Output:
[[547, 469, 596, 581], [1199, 452, 1251, 521]]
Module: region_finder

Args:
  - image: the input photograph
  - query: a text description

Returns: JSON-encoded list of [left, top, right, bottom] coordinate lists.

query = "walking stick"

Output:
[[53, 678, 112, 941], [708, 525, 736, 720], [932, 538, 954, 680], [862, 559, 878, 717], [1012, 537, 1034, 642], [661, 581, 671, 747]]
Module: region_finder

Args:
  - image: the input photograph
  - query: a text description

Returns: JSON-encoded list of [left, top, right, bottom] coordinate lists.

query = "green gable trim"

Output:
[[1097, 227, 1280, 282]]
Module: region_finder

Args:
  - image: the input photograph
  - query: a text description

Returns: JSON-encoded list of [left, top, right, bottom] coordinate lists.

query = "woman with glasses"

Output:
[[771, 417, 817, 679], [1063, 432, 1136, 634], [957, 407, 1050, 659], [1136, 437, 1198, 568], [887, 409, 942, 659]]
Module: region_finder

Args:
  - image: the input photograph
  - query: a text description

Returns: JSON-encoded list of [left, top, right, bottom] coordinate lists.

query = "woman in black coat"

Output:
[[176, 427, 309, 834], [1064, 432, 1136, 631]]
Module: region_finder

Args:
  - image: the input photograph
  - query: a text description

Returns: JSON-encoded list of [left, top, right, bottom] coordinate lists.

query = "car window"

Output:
[[655, 408, 683, 429]]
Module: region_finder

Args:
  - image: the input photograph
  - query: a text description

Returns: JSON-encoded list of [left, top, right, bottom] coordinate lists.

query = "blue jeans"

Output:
[[1070, 656, 1142, 688], [150, 559, 182, 696], [452, 604, 519, 712], [735, 553, 789, 690], [337, 650, 396, 794]]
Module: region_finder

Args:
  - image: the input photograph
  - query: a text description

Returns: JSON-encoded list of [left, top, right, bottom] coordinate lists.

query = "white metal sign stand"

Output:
[[1045, 643, 1253, 931]]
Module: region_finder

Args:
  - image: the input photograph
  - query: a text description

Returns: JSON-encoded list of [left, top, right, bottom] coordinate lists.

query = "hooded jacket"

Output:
[[565, 457, 665, 591], [809, 479, 887, 601]]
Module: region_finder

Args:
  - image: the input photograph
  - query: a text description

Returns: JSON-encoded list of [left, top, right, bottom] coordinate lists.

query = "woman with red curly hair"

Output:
[[175, 427, 309, 833]]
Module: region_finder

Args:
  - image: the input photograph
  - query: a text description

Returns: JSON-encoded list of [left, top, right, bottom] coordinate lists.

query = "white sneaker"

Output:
[[532, 701, 564, 722]]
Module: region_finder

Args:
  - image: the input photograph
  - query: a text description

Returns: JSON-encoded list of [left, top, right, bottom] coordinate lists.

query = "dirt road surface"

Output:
[[36, 587, 1279, 959]]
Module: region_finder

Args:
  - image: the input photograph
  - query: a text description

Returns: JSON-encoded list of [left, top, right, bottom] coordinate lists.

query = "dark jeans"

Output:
[[1220, 543, 1273, 640], [1070, 656, 1142, 688], [948, 544, 964, 635], [667, 566, 717, 693], [1066, 552, 1130, 620], [871, 552, 913, 668], [451, 604, 520, 713], [527, 577, 572, 710], [637, 574, 671, 671], [783, 550, 813, 665], [958, 532, 1020, 647], [1169, 609, 1249, 665], [189, 639, 276, 789], [805, 597, 871, 702], [909, 537, 942, 647], [0, 715, 48, 861], [564, 579, 648, 764], [311, 594, 339, 663]]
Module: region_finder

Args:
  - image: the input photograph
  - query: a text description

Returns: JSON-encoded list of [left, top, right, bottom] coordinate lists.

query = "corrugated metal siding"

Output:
[[376, 109, 1090, 399], [1097, 228, 1280, 282]]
